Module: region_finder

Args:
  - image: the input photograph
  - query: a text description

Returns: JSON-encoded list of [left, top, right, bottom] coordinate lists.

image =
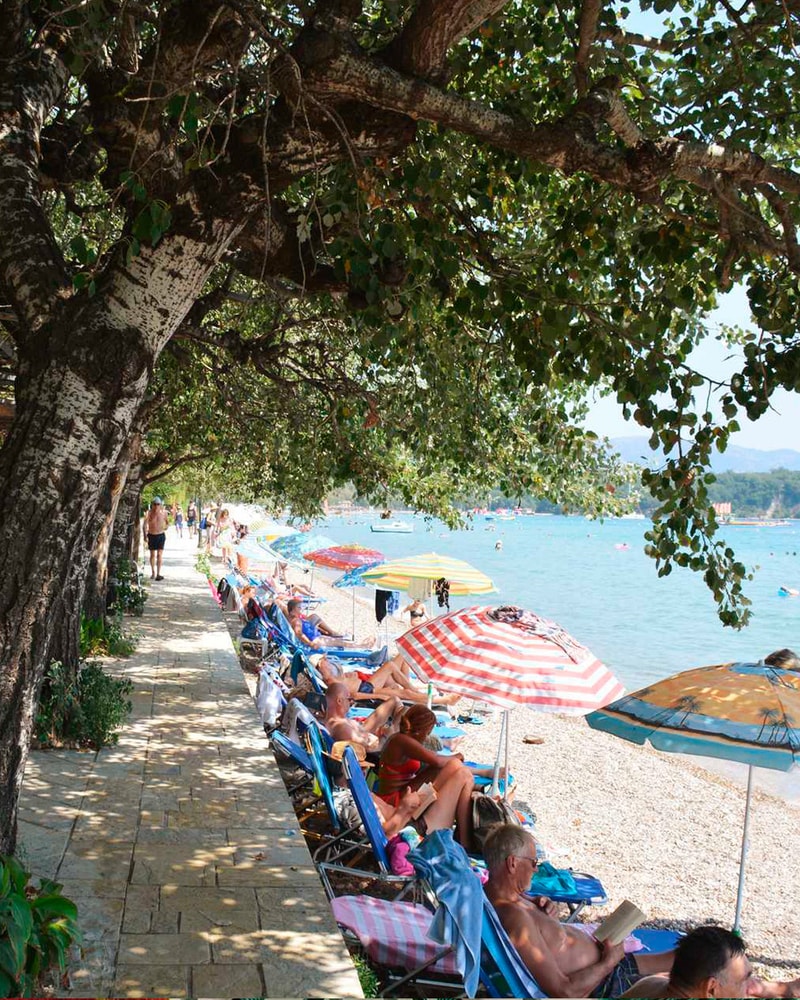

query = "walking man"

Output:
[[143, 497, 169, 580]]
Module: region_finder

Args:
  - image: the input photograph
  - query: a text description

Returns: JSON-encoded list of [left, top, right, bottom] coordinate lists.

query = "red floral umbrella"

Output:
[[304, 545, 385, 637], [304, 544, 385, 571]]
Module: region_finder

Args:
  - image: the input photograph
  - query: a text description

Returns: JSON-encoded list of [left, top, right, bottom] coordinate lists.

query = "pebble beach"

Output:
[[278, 560, 800, 982]]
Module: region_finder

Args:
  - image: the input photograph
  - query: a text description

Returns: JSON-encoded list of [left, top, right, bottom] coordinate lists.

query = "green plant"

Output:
[[0, 855, 81, 997], [75, 663, 133, 747], [194, 551, 212, 579], [111, 558, 147, 616], [352, 954, 379, 998], [35, 661, 133, 749], [79, 613, 137, 658]]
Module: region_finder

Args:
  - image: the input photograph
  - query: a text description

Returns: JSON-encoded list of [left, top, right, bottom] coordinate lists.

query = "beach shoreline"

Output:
[[268, 560, 800, 980]]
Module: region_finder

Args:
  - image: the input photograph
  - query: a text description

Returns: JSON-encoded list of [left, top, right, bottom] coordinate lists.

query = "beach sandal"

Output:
[[522, 735, 545, 745], [457, 714, 485, 725]]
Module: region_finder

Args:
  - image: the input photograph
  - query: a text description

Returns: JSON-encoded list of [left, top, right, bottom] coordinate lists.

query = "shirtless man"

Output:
[[323, 682, 401, 751], [317, 654, 460, 706], [143, 497, 169, 580], [621, 926, 800, 999], [483, 825, 675, 998]]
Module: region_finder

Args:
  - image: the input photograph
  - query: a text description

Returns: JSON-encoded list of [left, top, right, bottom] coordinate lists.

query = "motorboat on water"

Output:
[[370, 521, 414, 533]]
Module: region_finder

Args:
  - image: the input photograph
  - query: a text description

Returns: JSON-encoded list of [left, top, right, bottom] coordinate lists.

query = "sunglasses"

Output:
[[512, 855, 540, 871]]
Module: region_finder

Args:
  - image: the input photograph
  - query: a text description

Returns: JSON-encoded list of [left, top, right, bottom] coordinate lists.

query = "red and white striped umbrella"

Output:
[[397, 605, 624, 713]]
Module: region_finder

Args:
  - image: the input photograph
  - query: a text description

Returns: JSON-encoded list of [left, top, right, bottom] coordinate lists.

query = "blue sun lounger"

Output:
[[315, 745, 420, 901]]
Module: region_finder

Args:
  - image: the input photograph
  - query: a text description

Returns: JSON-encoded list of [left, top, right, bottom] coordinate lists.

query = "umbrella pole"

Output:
[[734, 765, 754, 933], [352, 588, 356, 641], [504, 710, 510, 801], [492, 711, 506, 798]]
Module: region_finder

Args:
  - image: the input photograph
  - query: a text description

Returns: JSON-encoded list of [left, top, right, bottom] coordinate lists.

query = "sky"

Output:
[[583, 287, 800, 450]]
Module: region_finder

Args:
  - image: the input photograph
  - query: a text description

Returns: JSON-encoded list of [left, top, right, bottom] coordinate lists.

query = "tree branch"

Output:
[[383, 0, 508, 81], [575, 0, 602, 95], [0, 38, 72, 334]]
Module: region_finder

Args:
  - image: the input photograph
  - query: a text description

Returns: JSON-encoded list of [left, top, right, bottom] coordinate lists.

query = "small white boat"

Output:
[[371, 521, 414, 533]]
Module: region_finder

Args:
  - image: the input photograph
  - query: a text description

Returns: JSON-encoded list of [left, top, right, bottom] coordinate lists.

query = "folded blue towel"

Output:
[[529, 861, 578, 895], [409, 829, 483, 997]]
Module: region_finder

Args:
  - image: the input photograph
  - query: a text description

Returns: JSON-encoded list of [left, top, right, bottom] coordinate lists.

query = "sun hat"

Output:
[[330, 740, 367, 763]]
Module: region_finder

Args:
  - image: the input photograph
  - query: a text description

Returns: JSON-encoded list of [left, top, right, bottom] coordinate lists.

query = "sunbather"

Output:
[[483, 824, 675, 998], [620, 925, 800, 998], [324, 682, 401, 751], [372, 781, 466, 839], [284, 599, 372, 649], [316, 654, 460, 706], [376, 705, 484, 846]]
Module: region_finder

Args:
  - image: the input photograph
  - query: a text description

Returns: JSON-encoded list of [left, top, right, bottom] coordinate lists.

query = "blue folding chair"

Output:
[[479, 898, 548, 998], [304, 722, 343, 834], [315, 745, 419, 900], [271, 729, 313, 775], [266, 602, 388, 663]]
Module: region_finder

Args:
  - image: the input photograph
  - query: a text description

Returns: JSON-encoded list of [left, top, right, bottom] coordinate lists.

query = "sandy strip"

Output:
[[280, 563, 800, 981]]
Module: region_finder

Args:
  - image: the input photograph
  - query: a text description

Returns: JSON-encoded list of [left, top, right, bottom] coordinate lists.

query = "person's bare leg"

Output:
[[149, 549, 156, 578], [361, 696, 402, 735], [156, 549, 163, 577], [430, 761, 473, 846]]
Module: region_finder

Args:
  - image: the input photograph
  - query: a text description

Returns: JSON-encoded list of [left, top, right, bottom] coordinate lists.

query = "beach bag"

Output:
[[217, 577, 231, 604], [241, 617, 269, 640], [470, 790, 521, 852], [256, 670, 283, 730]]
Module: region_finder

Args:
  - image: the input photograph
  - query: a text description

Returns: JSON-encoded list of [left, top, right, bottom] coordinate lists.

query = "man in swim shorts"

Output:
[[143, 497, 169, 580], [483, 825, 675, 998]]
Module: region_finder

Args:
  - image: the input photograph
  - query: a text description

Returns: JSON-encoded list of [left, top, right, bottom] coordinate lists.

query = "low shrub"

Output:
[[35, 660, 133, 749], [353, 954, 379, 998], [109, 558, 147, 616], [79, 612, 137, 658], [0, 855, 81, 997], [194, 551, 212, 579]]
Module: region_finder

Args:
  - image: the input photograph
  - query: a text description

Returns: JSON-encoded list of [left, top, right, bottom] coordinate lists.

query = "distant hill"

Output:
[[610, 436, 800, 473]]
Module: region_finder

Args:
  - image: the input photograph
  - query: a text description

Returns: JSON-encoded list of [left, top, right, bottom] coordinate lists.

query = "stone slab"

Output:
[[113, 963, 190, 998], [159, 885, 259, 934], [118, 932, 211, 965], [192, 962, 264, 998]]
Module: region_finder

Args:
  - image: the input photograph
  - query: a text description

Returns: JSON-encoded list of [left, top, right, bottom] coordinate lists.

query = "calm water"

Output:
[[315, 511, 800, 802]]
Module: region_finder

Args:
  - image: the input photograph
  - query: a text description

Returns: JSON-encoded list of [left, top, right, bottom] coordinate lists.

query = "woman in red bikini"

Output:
[[376, 705, 475, 845]]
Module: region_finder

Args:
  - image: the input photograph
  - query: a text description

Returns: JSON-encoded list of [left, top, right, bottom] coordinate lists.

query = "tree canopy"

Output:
[[1, 0, 799, 850]]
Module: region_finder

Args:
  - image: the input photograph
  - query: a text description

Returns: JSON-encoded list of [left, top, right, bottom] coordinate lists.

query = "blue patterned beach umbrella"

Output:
[[270, 532, 336, 561], [587, 659, 800, 930]]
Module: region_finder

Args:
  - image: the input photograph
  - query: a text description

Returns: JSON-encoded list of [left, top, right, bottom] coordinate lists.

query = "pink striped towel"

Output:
[[331, 895, 459, 975]]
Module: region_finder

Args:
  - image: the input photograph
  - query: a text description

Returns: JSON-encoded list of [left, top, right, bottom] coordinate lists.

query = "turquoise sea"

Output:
[[317, 511, 799, 689], [316, 511, 800, 803]]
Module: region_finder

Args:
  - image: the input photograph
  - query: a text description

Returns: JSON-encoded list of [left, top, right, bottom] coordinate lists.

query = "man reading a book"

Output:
[[483, 825, 675, 998], [621, 926, 800, 998]]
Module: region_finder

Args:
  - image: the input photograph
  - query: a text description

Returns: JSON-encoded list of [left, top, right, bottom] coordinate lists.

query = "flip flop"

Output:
[[457, 714, 485, 725], [522, 735, 545, 745]]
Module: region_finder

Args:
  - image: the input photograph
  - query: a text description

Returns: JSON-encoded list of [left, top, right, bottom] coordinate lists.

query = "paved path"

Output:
[[18, 533, 363, 998]]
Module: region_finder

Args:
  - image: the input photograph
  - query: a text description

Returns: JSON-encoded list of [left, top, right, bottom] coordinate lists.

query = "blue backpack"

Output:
[[241, 617, 269, 640]]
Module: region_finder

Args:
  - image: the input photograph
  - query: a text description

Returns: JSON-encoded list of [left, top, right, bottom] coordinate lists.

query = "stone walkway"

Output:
[[17, 534, 363, 998]]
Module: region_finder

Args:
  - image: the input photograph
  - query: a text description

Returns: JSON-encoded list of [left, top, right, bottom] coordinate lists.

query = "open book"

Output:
[[593, 900, 646, 946], [411, 782, 438, 819]]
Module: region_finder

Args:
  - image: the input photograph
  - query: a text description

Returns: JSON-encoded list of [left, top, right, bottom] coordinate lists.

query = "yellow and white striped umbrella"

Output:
[[360, 552, 495, 595], [247, 517, 297, 540]]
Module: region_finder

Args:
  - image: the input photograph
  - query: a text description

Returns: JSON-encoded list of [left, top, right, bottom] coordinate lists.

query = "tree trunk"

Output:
[[108, 459, 144, 587], [85, 436, 139, 622], [0, 222, 243, 854]]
